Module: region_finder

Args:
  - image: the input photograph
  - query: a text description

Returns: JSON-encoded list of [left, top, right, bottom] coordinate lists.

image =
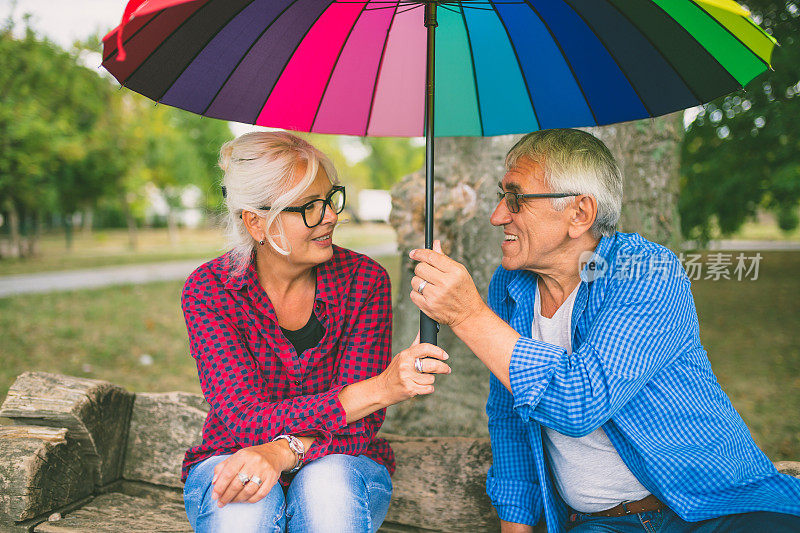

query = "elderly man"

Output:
[[409, 129, 800, 533]]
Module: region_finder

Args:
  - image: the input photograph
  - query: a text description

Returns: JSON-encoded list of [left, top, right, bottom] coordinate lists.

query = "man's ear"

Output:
[[567, 195, 598, 239]]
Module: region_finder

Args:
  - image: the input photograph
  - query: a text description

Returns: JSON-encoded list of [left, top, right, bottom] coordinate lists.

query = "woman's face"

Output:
[[265, 163, 338, 268]]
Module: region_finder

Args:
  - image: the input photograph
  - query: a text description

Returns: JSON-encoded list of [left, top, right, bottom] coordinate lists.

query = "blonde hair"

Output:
[[219, 131, 338, 275], [505, 129, 623, 238]]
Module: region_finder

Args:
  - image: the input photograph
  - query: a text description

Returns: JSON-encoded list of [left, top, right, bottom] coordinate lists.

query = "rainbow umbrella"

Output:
[[102, 0, 776, 344]]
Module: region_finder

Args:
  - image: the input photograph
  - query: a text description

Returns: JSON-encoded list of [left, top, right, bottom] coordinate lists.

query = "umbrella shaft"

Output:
[[420, 1, 439, 346], [424, 1, 436, 250]]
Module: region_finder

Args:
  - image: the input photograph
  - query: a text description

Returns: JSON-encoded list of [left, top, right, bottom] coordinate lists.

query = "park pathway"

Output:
[[1, 240, 798, 298], [0, 242, 398, 298]]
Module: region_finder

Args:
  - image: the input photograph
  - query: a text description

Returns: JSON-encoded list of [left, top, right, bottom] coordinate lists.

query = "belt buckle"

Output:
[[621, 500, 633, 515]]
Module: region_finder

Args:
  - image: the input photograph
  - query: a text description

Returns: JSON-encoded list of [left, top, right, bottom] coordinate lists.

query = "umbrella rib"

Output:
[[687, 0, 771, 69], [487, 0, 542, 130], [558, 0, 654, 117], [119, 0, 215, 97], [639, 0, 744, 92], [154, 0, 258, 102], [396, 4, 423, 14], [248, 1, 336, 125], [310, 2, 370, 132], [364, 1, 400, 135], [600, 0, 731, 103], [199, 0, 305, 117], [522, 0, 599, 126], [104, 11, 164, 63], [458, 1, 486, 136]]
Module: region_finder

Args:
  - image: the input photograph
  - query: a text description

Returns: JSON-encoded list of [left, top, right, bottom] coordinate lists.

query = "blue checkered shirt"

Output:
[[485, 232, 800, 532]]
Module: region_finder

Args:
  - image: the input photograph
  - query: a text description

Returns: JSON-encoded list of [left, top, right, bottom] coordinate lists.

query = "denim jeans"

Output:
[[183, 453, 392, 532], [565, 506, 800, 532]]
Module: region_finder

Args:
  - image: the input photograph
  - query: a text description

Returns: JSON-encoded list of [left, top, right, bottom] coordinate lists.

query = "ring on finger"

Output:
[[237, 472, 251, 486], [249, 475, 262, 487], [414, 357, 424, 373], [417, 279, 428, 295]]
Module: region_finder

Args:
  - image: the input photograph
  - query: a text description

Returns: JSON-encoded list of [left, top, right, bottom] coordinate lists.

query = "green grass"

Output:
[[0, 253, 400, 400], [691, 251, 800, 460], [0, 222, 397, 276], [0, 251, 796, 462]]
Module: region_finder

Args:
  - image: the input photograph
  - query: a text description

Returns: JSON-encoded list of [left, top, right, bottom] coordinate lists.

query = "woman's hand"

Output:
[[376, 340, 451, 406], [211, 441, 295, 507]]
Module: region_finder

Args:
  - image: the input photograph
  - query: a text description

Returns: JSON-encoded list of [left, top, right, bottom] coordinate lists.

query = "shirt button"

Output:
[[294, 380, 301, 386]]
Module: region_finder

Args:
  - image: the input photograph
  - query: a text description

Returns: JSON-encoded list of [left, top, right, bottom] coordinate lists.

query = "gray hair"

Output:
[[505, 129, 622, 238], [219, 131, 338, 275]]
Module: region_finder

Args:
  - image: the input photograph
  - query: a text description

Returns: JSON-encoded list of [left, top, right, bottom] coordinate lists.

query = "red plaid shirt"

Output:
[[180, 245, 395, 482]]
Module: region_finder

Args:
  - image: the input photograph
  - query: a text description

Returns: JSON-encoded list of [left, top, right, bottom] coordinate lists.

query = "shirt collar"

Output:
[[504, 232, 617, 302], [221, 248, 340, 306]]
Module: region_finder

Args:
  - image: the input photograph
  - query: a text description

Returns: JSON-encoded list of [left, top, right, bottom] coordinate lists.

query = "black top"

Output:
[[280, 313, 325, 356]]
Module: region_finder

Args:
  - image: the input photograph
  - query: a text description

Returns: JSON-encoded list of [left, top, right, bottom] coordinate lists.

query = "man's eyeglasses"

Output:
[[496, 189, 580, 214], [257, 185, 346, 228]]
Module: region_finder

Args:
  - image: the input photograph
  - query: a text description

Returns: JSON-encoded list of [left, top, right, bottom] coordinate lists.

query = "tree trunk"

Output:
[[64, 214, 74, 252], [386, 117, 683, 436], [5, 199, 21, 259], [385, 135, 519, 437], [585, 113, 684, 249], [123, 196, 138, 251], [29, 211, 43, 257], [82, 208, 94, 236]]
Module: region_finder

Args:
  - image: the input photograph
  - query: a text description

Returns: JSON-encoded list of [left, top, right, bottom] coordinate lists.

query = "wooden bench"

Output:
[[0, 372, 502, 532], [2, 372, 798, 532]]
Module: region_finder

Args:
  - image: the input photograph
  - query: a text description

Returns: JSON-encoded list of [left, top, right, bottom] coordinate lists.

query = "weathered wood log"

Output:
[[0, 372, 133, 487], [776, 461, 800, 478], [382, 434, 500, 532], [0, 426, 93, 523], [33, 492, 191, 533], [123, 392, 208, 488]]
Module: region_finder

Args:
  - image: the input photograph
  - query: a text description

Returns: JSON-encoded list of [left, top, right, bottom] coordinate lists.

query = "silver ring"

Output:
[[414, 358, 424, 373], [417, 279, 428, 295], [238, 472, 251, 486], [249, 475, 262, 487]]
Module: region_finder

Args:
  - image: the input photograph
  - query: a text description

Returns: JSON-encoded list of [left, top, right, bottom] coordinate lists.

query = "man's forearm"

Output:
[[500, 520, 535, 533], [451, 302, 519, 390]]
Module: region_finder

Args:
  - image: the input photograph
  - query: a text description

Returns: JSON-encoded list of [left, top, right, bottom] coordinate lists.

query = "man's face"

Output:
[[489, 156, 571, 272]]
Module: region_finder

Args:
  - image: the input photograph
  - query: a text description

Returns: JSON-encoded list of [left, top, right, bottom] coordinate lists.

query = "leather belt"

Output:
[[589, 495, 665, 518]]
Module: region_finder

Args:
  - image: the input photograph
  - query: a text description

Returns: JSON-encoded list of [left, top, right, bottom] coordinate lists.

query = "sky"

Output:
[[3, 0, 123, 47]]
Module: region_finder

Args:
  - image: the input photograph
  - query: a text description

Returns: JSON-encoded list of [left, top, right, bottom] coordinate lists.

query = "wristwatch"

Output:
[[272, 434, 305, 473]]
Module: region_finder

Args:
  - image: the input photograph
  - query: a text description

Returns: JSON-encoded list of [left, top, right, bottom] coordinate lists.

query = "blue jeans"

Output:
[[565, 506, 800, 532], [183, 453, 392, 532]]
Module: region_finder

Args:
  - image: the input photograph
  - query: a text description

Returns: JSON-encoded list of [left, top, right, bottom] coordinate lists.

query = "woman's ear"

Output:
[[567, 195, 598, 239], [241, 211, 265, 242]]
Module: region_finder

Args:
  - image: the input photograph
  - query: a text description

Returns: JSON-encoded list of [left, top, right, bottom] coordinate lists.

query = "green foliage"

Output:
[[359, 137, 424, 190], [680, 0, 800, 243], [0, 19, 232, 254]]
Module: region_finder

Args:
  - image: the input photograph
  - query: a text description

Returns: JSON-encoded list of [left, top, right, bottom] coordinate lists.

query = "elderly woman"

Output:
[[181, 132, 450, 533]]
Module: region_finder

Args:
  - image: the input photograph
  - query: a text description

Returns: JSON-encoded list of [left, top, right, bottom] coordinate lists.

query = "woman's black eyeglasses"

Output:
[[258, 185, 346, 228], [497, 188, 580, 214]]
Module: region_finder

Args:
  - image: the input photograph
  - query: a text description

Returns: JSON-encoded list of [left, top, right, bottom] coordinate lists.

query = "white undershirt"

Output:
[[533, 282, 651, 513]]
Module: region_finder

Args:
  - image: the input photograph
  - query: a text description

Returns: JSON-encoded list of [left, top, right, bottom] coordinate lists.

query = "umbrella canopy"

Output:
[[101, 0, 775, 344], [102, 0, 776, 138]]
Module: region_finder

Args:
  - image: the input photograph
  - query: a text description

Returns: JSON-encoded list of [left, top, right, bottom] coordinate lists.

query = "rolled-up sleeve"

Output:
[[509, 251, 694, 438]]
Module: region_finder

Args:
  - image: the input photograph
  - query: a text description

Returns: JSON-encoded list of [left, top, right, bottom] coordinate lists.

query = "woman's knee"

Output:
[[286, 454, 392, 533], [184, 454, 286, 533]]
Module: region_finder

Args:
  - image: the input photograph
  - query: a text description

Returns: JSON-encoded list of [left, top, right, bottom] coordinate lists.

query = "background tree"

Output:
[[681, 0, 800, 243]]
